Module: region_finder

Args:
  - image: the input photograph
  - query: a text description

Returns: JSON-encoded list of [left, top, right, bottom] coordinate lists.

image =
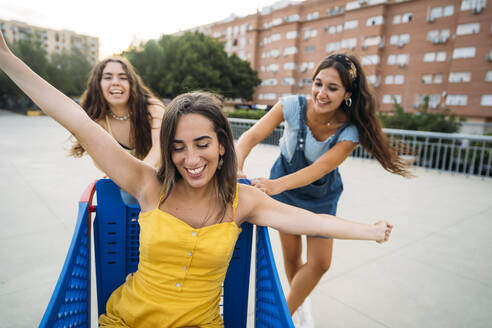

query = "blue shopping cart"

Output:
[[39, 178, 294, 327]]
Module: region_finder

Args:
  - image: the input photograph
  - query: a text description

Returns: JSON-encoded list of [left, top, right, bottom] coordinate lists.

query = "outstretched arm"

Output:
[[252, 140, 357, 195], [239, 184, 391, 243], [142, 102, 165, 168], [236, 101, 284, 177], [0, 32, 154, 200]]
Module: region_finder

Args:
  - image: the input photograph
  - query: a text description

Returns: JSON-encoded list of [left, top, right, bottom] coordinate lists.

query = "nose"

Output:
[[184, 149, 200, 167]]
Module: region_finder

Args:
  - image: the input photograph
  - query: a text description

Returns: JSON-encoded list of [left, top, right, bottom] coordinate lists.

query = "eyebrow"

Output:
[[173, 136, 212, 143]]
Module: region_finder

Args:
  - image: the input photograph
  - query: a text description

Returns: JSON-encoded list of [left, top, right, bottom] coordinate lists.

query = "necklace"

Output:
[[109, 109, 130, 121]]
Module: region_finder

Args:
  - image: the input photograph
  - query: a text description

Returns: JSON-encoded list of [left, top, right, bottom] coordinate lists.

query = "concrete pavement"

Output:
[[0, 110, 491, 327]]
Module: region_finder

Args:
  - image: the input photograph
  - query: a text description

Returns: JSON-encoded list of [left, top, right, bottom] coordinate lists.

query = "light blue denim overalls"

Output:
[[270, 95, 349, 218]]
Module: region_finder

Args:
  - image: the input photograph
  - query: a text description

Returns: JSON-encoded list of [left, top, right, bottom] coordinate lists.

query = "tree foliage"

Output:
[[0, 36, 92, 112], [123, 32, 261, 101], [378, 95, 464, 133]]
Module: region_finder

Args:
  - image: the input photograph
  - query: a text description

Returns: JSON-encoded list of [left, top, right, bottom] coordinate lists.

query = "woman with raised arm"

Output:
[[71, 56, 165, 203], [236, 53, 409, 325], [0, 33, 392, 328]]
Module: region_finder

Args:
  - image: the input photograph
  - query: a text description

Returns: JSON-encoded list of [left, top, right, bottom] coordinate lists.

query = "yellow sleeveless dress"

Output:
[[99, 185, 241, 327]]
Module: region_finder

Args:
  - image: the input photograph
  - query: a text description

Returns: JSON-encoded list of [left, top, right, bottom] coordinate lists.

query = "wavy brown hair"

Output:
[[70, 57, 159, 159], [156, 91, 238, 222], [313, 53, 410, 176]]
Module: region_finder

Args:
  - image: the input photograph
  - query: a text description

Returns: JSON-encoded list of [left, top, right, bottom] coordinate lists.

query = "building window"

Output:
[[449, 72, 472, 83], [424, 52, 436, 62], [424, 51, 447, 62], [415, 94, 441, 108], [286, 31, 298, 39], [434, 74, 443, 84], [367, 15, 384, 26], [452, 47, 476, 59], [421, 74, 433, 84], [258, 93, 277, 100], [388, 54, 409, 66], [429, 5, 454, 21], [261, 78, 278, 86], [481, 95, 492, 106], [326, 41, 341, 53], [324, 24, 343, 34], [306, 12, 319, 21], [393, 12, 413, 24], [446, 95, 468, 106], [361, 55, 380, 65], [299, 62, 315, 73], [385, 75, 405, 84], [344, 20, 358, 30], [283, 47, 298, 56], [461, 0, 486, 11], [282, 78, 296, 86], [366, 75, 380, 86], [283, 62, 296, 70], [285, 14, 300, 22], [456, 23, 480, 35], [303, 45, 316, 53], [390, 33, 410, 46], [303, 29, 317, 40], [298, 78, 313, 88], [341, 38, 357, 50], [427, 29, 450, 44], [383, 94, 402, 104], [436, 51, 447, 61], [486, 70, 492, 81], [363, 35, 382, 48]]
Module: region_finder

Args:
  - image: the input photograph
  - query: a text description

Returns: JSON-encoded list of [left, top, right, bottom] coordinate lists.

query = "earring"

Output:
[[217, 155, 224, 170], [345, 97, 352, 108]]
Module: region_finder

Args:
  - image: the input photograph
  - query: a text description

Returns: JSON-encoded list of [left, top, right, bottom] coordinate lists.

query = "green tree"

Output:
[[123, 32, 260, 100], [47, 48, 92, 97], [379, 95, 464, 133], [0, 35, 49, 111]]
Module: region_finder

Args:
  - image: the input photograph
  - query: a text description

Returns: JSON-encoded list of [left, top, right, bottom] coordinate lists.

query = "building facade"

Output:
[[191, 0, 492, 130], [0, 19, 99, 64]]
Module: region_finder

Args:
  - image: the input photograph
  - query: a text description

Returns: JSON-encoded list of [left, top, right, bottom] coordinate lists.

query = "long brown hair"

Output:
[[313, 53, 410, 176], [70, 57, 159, 159], [156, 91, 237, 222]]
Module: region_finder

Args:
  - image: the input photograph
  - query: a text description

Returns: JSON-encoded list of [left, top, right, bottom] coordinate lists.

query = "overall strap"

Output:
[[328, 122, 351, 148], [296, 95, 308, 151]]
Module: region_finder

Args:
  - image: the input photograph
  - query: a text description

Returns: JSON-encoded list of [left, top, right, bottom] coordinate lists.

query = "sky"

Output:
[[0, 0, 284, 59]]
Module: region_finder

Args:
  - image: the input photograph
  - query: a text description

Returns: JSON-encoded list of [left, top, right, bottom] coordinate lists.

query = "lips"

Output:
[[109, 89, 124, 95]]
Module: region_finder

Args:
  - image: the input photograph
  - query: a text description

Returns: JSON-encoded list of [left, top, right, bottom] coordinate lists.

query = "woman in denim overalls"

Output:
[[237, 54, 410, 325]]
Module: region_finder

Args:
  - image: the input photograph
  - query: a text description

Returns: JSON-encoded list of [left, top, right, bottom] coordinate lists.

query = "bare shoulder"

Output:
[[235, 183, 267, 224]]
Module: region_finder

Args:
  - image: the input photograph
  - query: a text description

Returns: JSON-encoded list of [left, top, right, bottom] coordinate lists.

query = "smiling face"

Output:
[[99, 61, 130, 107], [311, 67, 351, 115], [171, 113, 225, 189]]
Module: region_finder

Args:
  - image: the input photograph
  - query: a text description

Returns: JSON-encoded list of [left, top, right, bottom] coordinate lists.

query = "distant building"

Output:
[[0, 19, 99, 64], [187, 0, 492, 133]]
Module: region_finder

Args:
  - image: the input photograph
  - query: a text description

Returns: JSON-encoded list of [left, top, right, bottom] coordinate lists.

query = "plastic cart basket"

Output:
[[39, 178, 293, 327]]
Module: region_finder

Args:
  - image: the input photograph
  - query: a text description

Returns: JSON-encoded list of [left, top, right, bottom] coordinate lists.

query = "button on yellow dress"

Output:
[[99, 186, 241, 327]]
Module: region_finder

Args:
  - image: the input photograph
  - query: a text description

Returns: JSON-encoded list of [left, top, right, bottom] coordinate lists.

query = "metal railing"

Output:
[[229, 118, 492, 178]]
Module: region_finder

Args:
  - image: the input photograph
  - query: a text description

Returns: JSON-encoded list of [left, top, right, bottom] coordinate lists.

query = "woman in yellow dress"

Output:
[[0, 31, 392, 328]]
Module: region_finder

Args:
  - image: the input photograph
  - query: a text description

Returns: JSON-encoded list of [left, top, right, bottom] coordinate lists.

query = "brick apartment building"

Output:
[[189, 0, 492, 133], [0, 19, 99, 65]]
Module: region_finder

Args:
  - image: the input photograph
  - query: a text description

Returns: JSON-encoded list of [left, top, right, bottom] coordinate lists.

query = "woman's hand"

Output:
[[374, 221, 393, 244], [252, 177, 284, 195]]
